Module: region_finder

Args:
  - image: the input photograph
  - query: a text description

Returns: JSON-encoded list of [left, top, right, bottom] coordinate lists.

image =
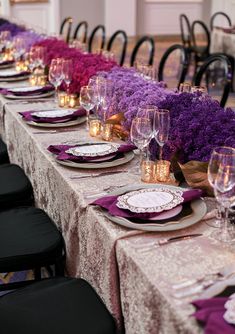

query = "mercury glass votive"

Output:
[[101, 123, 113, 141], [141, 160, 155, 183], [68, 94, 77, 108], [155, 160, 171, 182], [37, 75, 47, 86], [58, 92, 67, 107], [89, 119, 101, 137], [15, 60, 25, 72], [29, 74, 37, 86]]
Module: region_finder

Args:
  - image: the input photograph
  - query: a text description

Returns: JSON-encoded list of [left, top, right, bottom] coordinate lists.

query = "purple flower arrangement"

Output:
[[16, 30, 44, 51], [34, 38, 117, 94], [0, 22, 25, 36]]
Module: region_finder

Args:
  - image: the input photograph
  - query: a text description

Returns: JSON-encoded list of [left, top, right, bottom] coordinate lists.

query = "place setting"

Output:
[[0, 84, 55, 100]]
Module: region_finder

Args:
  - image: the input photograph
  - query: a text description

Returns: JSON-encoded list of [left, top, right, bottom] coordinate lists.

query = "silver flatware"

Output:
[[33, 128, 79, 134], [70, 170, 128, 179], [158, 233, 203, 246]]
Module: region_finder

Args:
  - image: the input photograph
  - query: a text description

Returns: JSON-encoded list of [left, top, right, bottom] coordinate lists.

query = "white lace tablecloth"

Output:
[[1, 96, 235, 334]]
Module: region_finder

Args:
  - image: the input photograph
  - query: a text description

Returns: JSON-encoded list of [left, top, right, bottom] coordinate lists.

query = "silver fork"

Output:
[[83, 184, 126, 199]]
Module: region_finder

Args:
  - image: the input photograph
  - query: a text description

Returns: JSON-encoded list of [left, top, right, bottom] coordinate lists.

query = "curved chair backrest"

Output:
[[88, 25, 105, 53], [194, 54, 232, 107], [107, 30, 128, 66], [210, 12, 232, 31], [191, 20, 211, 56], [158, 44, 189, 89], [73, 21, 88, 43], [179, 14, 191, 48], [60, 17, 73, 43], [130, 36, 155, 67]]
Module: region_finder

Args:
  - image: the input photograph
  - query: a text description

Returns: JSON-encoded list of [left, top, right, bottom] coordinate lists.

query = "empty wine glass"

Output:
[[214, 161, 235, 244], [48, 58, 63, 102], [13, 37, 26, 61], [28, 46, 38, 73], [208, 147, 235, 229], [88, 75, 106, 117], [130, 117, 153, 173], [154, 109, 170, 160], [79, 86, 95, 130], [62, 59, 73, 93], [36, 46, 46, 71], [0, 30, 12, 51], [99, 79, 113, 123]]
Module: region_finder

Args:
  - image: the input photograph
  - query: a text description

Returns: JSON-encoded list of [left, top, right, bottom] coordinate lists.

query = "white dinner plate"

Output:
[[8, 85, 47, 93], [66, 143, 119, 157], [25, 116, 86, 128], [0, 74, 30, 82], [99, 184, 207, 231], [4, 90, 54, 99], [56, 151, 135, 169]]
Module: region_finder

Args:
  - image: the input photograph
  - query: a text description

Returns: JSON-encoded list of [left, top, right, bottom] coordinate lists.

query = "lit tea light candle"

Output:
[[155, 160, 171, 182], [68, 94, 77, 108], [29, 75, 37, 86], [89, 119, 101, 137], [58, 92, 67, 108], [15, 61, 25, 72], [101, 123, 113, 141], [141, 160, 155, 183], [37, 75, 47, 86]]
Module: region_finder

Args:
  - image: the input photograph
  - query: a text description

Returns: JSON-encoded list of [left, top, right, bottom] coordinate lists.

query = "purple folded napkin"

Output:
[[192, 298, 235, 334], [47, 143, 136, 162], [92, 188, 203, 219], [20, 108, 86, 123], [1, 85, 54, 96]]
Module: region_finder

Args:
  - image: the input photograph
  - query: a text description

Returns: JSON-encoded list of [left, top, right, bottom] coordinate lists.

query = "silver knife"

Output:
[[158, 233, 203, 246], [70, 170, 128, 179]]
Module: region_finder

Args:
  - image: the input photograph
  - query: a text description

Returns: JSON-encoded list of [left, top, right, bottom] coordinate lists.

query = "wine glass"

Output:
[[214, 161, 235, 244], [13, 37, 26, 61], [208, 147, 235, 228], [48, 58, 63, 102], [99, 79, 113, 123], [154, 109, 170, 160], [62, 59, 73, 93], [0, 31, 12, 50], [36, 46, 46, 71], [79, 86, 95, 130], [130, 117, 153, 173], [88, 75, 106, 117], [28, 46, 38, 73], [179, 82, 191, 93]]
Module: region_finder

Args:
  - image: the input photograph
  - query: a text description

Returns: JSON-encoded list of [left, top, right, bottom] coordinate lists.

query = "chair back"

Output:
[[130, 36, 155, 67], [60, 17, 73, 43], [107, 30, 128, 66], [191, 20, 210, 58], [158, 44, 189, 89], [194, 53, 232, 107], [88, 25, 105, 53], [179, 14, 191, 48], [210, 12, 232, 31], [73, 21, 88, 43]]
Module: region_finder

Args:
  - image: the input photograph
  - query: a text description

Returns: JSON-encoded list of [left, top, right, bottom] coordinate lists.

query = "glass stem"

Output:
[[222, 207, 229, 237], [159, 145, 163, 160], [86, 109, 90, 131]]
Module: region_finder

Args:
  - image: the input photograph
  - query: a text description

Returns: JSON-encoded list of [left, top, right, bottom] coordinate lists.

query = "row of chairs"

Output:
[[60, 17, 155, 67], [0, 139, 116, 333]]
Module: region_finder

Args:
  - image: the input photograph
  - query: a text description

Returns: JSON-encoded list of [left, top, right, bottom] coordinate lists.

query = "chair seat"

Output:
[[0, 277, 116, 334], [0, 138, 9, 164], [0, 207, 64, 273], [0, 164, 33, 209]]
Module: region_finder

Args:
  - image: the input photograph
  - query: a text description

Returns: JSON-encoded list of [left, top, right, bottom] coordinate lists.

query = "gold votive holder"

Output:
[[155, 160, 171, 182], [15, 60, 26, 72], [58, 92, 67, 107], [37, 74, 47, 86], [29, 74, 37, 86], [89, 119, 102, 137], [101, 123, 113, 141], [68, 94, 77, 108], [141, 160, 155, 183]]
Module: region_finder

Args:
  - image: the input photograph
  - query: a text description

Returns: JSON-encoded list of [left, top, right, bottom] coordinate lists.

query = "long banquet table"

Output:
[[1, 94, 235, 334]]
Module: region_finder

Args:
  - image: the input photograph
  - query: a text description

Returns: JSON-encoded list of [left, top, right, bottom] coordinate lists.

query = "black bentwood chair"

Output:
[[88, 25, 106, 53], [0, 164, 34, 210], [210, 12, 232, 31], [179, 14, 192, 49], [194, 53, 233, 107], [60, 17, 73, 43], [0, 138, 9, 164], [191, 20, 211, 75], [158, 44, 189, 89], [0, 277, 116, 334], [0, 207, 65, 291], [73, 20, 88, 43], [107, 29, 128, 66], [130, 36, 155, 67]]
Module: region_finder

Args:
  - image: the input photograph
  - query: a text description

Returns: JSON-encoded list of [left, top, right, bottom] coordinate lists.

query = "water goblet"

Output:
[[48, 58, 63, 102], [62, 59, 73, 93], [79, 86, 95, 130]]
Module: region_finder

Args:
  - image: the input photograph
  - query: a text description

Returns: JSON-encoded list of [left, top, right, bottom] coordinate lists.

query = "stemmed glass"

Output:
[[88, 75, 106, 117], [99, 79, 113, 123], [62, 59, 73, 93], [36, 46, 46, 71], [13, 37, 26, 61], [130, 117, 153, 173], [154, 109, 170, 160], [214, 162, 235, 244], [79, 86, 95, 130], [208, 146, 235, 241], [28, 46, 38, 73], [48, 58, 63, 102], [0, 31, 12, 51]]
